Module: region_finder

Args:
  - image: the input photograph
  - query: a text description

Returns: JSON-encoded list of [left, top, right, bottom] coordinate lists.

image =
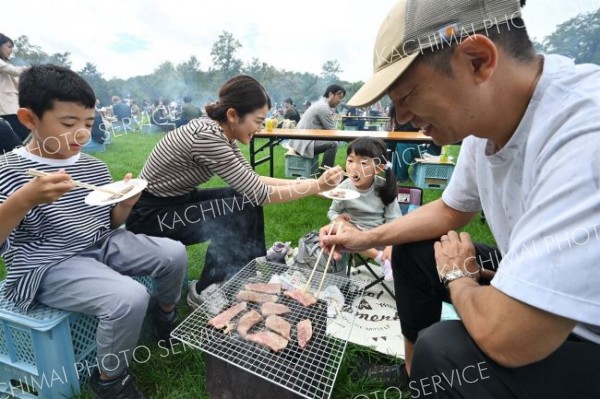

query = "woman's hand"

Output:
[[316, 167, 344, 191]]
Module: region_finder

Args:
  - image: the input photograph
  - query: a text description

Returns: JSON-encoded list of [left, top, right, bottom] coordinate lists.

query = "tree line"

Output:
[[10, 9, 600, 108]]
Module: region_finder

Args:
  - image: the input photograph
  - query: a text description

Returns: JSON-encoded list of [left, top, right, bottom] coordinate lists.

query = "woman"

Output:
[[0, 33, 29, 144], [127, 75, 342, 308]]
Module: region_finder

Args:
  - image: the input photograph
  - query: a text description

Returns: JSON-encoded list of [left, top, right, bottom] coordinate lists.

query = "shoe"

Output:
[[382, 259, 393, 281], [88, 368, 147, 399], [150, 304, 177, 343], [186, 280, 227, 314], [266, 241, 292, 264]]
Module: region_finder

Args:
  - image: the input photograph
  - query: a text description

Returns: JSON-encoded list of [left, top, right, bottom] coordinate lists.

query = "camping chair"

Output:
[[347, 186, 424, 301]]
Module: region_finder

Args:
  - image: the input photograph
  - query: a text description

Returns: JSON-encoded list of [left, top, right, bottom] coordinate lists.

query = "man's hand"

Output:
[[434, 231, 480, 282], [319, 222, 369, 260], [19, 169, 75, 207]]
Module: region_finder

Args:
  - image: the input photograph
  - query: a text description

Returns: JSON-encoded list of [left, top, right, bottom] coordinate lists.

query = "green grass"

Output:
[[0, 130, 494, 398]]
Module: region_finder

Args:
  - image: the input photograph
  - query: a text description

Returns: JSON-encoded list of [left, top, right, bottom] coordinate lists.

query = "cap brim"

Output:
[[347, 52, 419, 108]]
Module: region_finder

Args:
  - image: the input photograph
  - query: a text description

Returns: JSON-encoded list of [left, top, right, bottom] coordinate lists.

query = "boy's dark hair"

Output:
[[347, 137, 397, 205], [19, 64, 96, 119], [417, 16, 536, 76], [205, 75, 271, 122], [323, 84, 346, 98], [284, 98, 294, 105]]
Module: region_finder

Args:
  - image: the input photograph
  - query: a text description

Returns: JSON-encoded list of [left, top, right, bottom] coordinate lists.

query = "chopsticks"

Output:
[[319, 165, 351, 178], [25, 169, 124, 196], [303, 222, 343, 297], [315, 223, 343, 298]]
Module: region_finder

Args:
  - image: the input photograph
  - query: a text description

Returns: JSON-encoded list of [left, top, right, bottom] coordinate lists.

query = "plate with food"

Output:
[[84, 178, 147, 206], [319, 188, 360, 201]]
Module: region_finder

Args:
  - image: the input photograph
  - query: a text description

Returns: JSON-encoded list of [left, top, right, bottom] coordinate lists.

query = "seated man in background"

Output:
[[288, 84, 345, 169], [178, 96, 201, 127], [111, 95, 131, 121]]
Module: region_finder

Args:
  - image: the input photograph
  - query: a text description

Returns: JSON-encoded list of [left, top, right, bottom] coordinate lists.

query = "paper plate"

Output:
[[320, 188, 360, 201], [84, 179, 147, 206]]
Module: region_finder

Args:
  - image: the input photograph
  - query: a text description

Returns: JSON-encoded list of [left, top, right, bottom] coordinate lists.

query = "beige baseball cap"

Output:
[[348, 0, 523, 107]]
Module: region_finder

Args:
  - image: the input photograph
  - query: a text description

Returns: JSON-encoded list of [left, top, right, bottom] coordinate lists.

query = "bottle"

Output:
[[439, 146, 449, 163]]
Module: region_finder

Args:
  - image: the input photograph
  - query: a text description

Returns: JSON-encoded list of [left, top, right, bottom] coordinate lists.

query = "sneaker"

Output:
[[382, 259, 393, 281], [88, 368, 147, 399], [186, 281, 227, 314], [150, 304, 177, 343], [266, 241, 292, 264]]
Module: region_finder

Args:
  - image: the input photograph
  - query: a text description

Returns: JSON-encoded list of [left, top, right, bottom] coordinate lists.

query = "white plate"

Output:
[[320, 188, 360, 201], [84, 179, 148, 206]]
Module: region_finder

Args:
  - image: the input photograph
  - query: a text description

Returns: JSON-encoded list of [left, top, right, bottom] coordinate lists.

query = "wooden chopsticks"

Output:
[[315, 223, 343, 298], [25, 169, 124, 196], [303, 222, 343, 297], [319, 165, 351, 179]]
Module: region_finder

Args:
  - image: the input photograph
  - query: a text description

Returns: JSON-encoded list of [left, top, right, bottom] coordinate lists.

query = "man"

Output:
[[282, 98, 300, 123], [288, 84, 345, 169], [320, 0, 600, 397], [179, 96, 202, 126], [111, 95, 131, 121]]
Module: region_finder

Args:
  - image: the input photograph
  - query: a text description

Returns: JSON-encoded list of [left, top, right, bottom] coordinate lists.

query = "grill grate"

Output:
[[172, 259, 364, 399]]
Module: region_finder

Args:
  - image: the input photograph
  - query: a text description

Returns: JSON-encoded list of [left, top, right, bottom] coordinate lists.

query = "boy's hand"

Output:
[[118, 173, 141, 208], [19, 170, 75, 207]]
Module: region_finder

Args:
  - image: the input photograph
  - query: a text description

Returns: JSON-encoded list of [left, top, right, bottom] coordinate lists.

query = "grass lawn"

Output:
[[0, 130, 494, 398]]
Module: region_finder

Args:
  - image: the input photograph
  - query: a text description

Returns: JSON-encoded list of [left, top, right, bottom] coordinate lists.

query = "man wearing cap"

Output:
[[321, 0, 600, 397]]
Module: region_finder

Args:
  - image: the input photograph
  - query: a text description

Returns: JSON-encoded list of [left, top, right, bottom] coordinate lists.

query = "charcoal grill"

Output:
[[171, 259, 364, 399]]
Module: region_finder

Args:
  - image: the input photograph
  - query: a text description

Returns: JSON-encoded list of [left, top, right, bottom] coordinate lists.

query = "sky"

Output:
[[3, 0, 600, 82]]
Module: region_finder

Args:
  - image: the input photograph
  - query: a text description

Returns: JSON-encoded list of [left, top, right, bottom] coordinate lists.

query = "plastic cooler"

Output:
[[411, 158, 455, 190], [0, 276, 153, 399], [284, 152, 319, 178]]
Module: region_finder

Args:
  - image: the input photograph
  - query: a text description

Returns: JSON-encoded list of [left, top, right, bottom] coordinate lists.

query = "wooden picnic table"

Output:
[[250, 128, 433, 177]]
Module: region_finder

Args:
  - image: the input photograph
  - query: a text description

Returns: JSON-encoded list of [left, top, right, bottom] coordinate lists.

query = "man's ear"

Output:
[[17, 108, 38, 130], [455, 34, 498, 84]]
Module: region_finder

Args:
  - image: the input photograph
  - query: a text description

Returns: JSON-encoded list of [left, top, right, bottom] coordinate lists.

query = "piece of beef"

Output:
[[297, 319, 313, 349], [260, 303, 291, 316], [236, 290, 278, 303], [208, 302, 247, 329], [244, 283, 282, 295], [265, 315, 291, 340], [247, 331, 289, 352], [237, 310, 263, 338], [284, 289, 317, 307]]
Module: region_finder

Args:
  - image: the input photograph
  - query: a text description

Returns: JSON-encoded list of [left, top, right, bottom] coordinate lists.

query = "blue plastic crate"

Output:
[[284, 153, 319, 178], [411, 161, 455, 190], [0, 276, 153, 398]]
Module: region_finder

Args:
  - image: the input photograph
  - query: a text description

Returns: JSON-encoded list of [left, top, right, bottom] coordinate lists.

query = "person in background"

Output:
[[387, 103, 441, 181], [111, 95, 131, 121], [288, 84, 346, 169], [282, 98, 300, 123], [178, 96, 201, 127], [0, 64, 187, 399], [126, 75, 343, 309], [328, 137, 401, 281], [0, 33, 29, 143]]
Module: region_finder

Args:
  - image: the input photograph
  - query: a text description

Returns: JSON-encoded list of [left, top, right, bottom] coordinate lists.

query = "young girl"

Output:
[[327, 137, 401, 280]]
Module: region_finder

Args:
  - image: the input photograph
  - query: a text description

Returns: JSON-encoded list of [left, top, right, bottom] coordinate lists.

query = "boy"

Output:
[[0, 64, 187, 399]]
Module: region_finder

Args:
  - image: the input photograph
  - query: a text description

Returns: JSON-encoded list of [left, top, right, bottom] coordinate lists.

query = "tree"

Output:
[[210, 31, 243, 80], [321, 60, 343, 84], [11, 35, 71, 67], [541, 8, 600, 64], [79, 62, 109, 103]]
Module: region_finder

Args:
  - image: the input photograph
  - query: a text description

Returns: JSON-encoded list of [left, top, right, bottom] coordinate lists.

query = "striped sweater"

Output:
[[0, 148, 114, 309], [139, 117, 270, 204]]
